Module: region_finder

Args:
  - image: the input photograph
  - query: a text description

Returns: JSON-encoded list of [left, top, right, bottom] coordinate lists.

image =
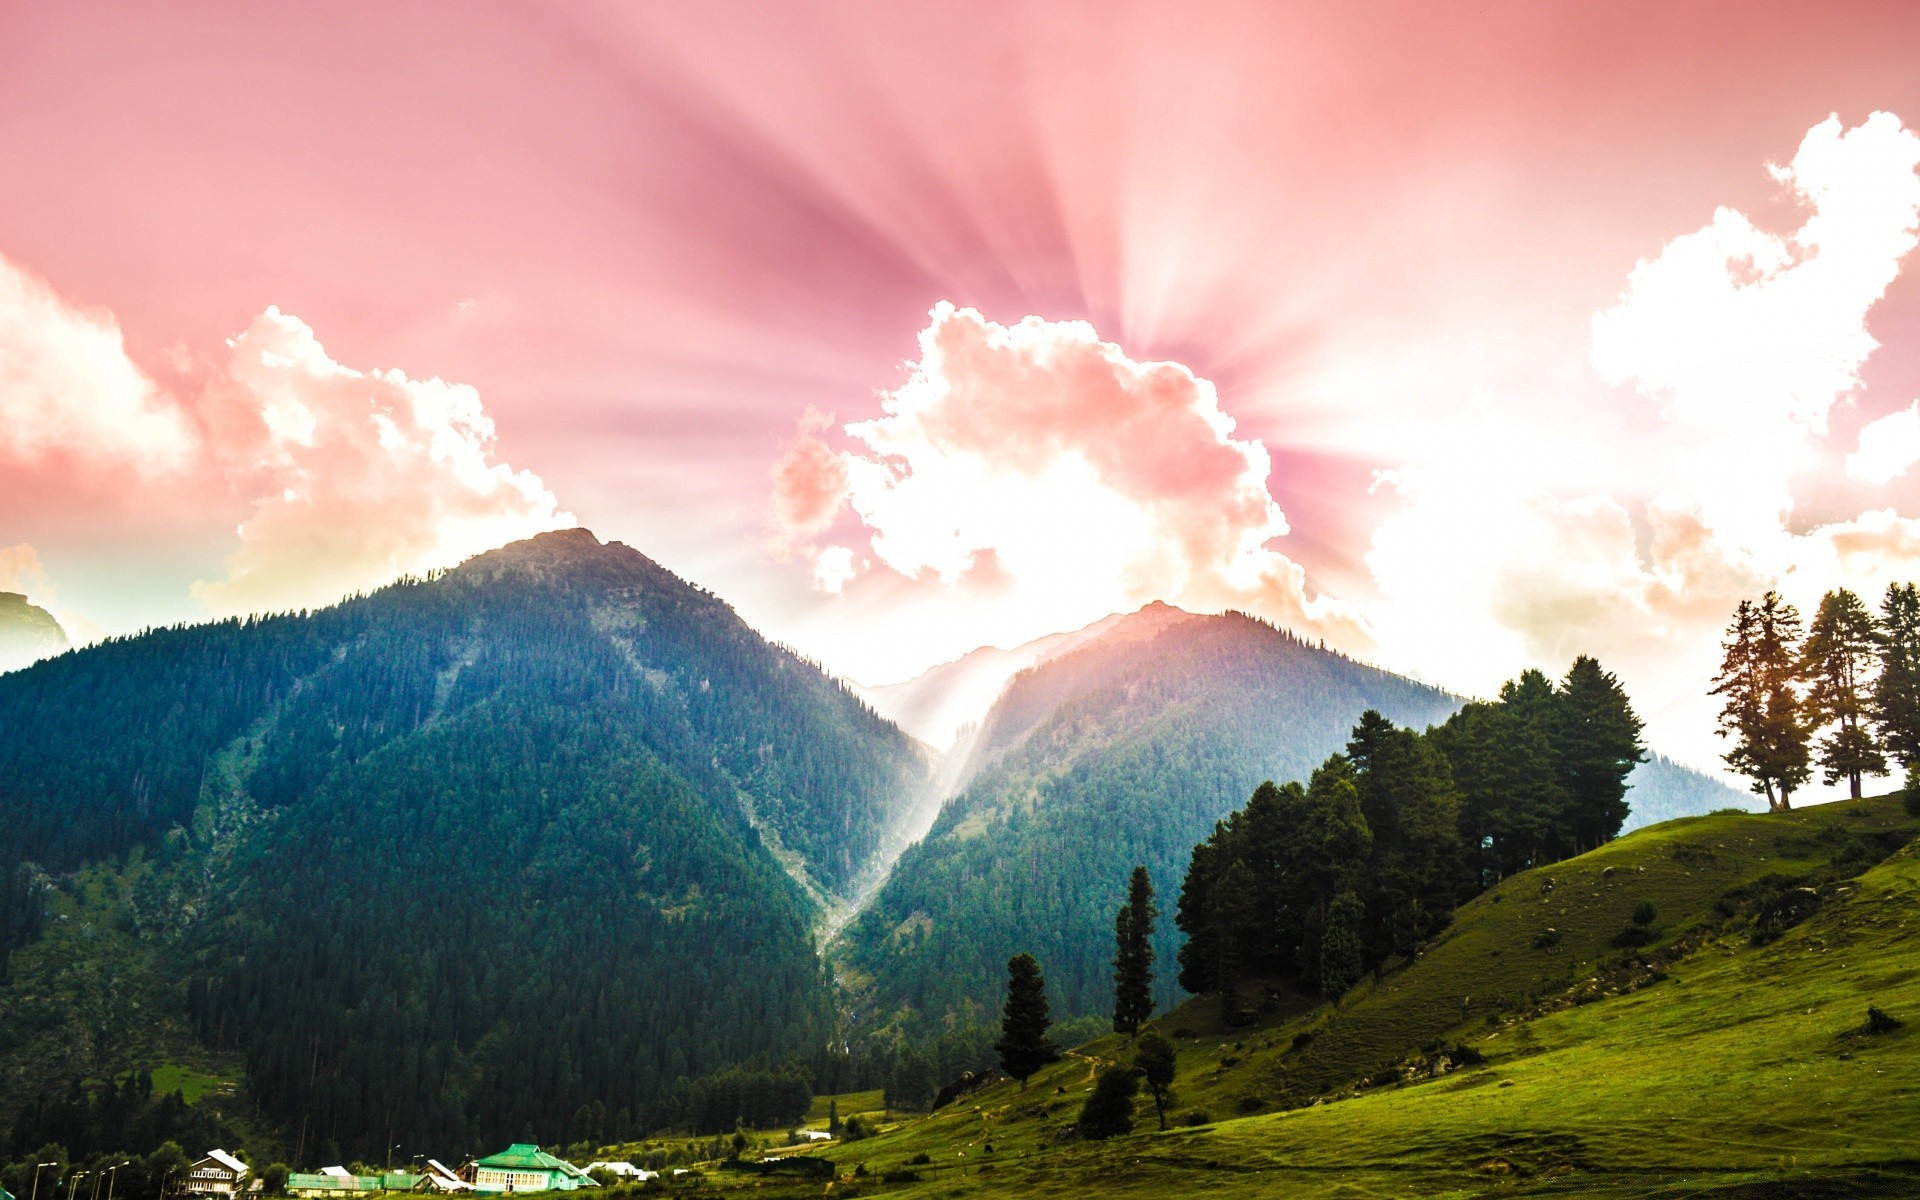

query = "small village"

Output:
[[0, 1134, 854, 1200]]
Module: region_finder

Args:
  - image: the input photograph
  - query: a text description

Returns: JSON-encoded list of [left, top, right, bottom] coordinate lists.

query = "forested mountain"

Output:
[[0, 529, 926, 1156], [835, 607, 1747, 1044], [0, 593, 67, 674], [833, 608, 1463, 1038]]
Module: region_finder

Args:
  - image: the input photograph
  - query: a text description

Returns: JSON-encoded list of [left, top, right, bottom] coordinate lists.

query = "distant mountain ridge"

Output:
[[0, 592, 68, 674]]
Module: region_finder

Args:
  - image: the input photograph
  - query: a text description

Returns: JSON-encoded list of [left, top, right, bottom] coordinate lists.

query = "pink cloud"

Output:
[[769, 406, 850, 541]]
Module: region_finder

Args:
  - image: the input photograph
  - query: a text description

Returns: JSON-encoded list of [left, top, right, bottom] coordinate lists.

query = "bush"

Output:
[[1076, 1065, 1139, 1140], [1179, 1110, 1213, 1127], [905, 1153, 931, 1166], [1865, 1005, 1904, 1035], [840, 1114, 876, 1142], [1904, 780, 1920, 818], [1752, 886, 1823, 945], [1532, 928, 1562, 949], [1611, 923, 1656, 948], [1631, 900, 1657, 926]]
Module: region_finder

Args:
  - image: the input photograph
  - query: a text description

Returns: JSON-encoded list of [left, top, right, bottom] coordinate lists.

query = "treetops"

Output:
[[1713, 583, 1920, 810]]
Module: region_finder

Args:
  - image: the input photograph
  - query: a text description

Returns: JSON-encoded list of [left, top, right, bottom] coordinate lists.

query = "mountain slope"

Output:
[[821, 794, 1920, 1198], [0, 529, 926, 1153], [835, 609, 1464, 1035], [0, 592, 67, 674]]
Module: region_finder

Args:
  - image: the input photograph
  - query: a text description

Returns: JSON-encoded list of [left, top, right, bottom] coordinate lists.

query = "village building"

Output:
[[464, 1147, 594, 1194], [416, 1162, 473, 1194], [580, 1164, 652, 1184], [184, 1151, 251, 1197], [286, 1169, 425, 1197]]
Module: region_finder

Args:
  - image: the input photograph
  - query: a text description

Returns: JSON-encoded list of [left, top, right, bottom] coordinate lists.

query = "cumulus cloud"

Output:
[[1591, 111, 1920, 540], [770, 302, 1361, 645], [1358, 112, 1920, 786], [0, 252, 197, 476], [1848, 402, 1920, 485], [190, 308, 574, 614]]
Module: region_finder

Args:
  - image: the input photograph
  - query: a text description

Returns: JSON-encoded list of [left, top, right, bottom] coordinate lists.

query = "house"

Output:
[[465, 1147, 595, 1194], [285, 1169, 423, 1197], [792, 1130, 833, 1143], [185, 1151, 251, 1197], [415, 1162, 473, 1194], [580, 1165, 652, 1183]]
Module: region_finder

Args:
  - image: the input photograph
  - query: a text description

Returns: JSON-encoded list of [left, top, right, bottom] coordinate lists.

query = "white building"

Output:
[[582, 1164, 654, 1183], [185, 1151, 251, 1197]]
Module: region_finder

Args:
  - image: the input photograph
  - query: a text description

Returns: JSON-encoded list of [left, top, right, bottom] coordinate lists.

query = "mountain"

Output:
[[836, 605, 1750, 1042], [834, 607, 1464, 1038], [0, 529, 926, 1154], [0, 592, 67, 674], [812, 793, 1920, 1198]]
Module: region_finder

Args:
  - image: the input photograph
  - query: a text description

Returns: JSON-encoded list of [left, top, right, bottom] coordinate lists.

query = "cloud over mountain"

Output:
[[771, 302, 1360, 647]]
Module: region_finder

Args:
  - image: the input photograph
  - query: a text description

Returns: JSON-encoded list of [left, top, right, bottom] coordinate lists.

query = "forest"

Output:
[[0, 530, 923, 1161]]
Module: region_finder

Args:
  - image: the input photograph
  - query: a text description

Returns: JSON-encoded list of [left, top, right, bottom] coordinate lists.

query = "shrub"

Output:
[[1532, 928, 1562, 949], [1865, 1006, 1904, 1035], [1631, 900, 1657, 926], [1179, 1110, 1213, 1127], [905, 1153, 931, 1166], [1752, 886, 1822, 945], [840, 1114, 875, 1142], [1611, 923, 1656, 948], [1076, 1065, 1140, 1140], [1905, 784, 1920, 818]]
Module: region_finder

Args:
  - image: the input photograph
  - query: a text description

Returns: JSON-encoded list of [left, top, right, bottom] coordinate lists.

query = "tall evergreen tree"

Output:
[[993, 953, 1059, 1089], [1111, 866, 1157, 1036], [1802, 588, 1887, 799], [1873, 582, 1920, 791], [1712, 592, 1811, 811], [1553, 656, 1647, 850]]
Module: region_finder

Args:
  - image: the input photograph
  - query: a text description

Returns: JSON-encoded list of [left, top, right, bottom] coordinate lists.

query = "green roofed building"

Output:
[[468, 1147, 593, 1194]]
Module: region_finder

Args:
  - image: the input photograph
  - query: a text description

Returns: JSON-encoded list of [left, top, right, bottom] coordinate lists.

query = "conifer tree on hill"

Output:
[[1553, 655, 1647, 851], [1873, 583, 1920, 804], [1802, 587, 1887, 799], [993, 953, 1060, 1089], [1712, 592, 1811, 811], [1111, 865, 1157, 1036]]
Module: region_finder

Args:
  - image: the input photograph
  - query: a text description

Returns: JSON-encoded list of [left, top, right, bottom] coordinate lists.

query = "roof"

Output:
[[424, 1161, 472, 1191], [320, 1168, 354, 1180], [471, 1146, 587, 1178], [206, 1151, 250, 1178]]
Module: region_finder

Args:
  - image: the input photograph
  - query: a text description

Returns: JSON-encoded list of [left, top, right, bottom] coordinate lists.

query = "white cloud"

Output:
[[191, 307, 574, 615], [1848, 402, 1920, 484], [812, 545, 856, 593], [0, 252, 197, 476], [770, 302, 1363, 652]]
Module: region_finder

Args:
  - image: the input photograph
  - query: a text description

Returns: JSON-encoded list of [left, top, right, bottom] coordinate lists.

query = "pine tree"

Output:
[[1873, 583, 1920, 794], [1132, 1032, 1177, 1132], [1208, 859, 1257, 1023], [1111, 866, 1157, 1036], [993, 953, 1059, 1089], [1074, 1064, 1139, 1140], [1802, 588, 1887, 799], [1317, 889, 1366, 998], [1553, 656, 1646, 850], [1712, 593, 1811, 811]]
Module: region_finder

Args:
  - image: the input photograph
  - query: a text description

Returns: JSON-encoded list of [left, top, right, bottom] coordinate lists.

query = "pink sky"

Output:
[[5, 1, 1920, 783]]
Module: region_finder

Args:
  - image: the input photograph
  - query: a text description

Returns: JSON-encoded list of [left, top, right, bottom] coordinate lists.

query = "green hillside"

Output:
[[808, 795, 1920, 1197], [0, 529, 926, 1157]]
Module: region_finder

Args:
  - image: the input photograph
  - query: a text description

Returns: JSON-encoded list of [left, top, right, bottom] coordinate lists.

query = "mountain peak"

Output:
[[0, 590, 70, 673]]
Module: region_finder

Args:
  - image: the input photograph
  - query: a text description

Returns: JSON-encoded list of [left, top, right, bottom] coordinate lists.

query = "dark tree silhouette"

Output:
[[993, 953, 1060, 1089], [1712, 592, 1810, 811], [1802, 588, 1886, 799], [1111, 866, 1157, 1036]]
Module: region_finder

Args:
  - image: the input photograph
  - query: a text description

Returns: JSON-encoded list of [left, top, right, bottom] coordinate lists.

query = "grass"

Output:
[[732, 796, 1920, 1198]]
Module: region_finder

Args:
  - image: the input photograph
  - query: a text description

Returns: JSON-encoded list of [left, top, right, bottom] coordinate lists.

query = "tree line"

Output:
[[1712, 585, 1920, 810], [1174, 657, 1644, 1008]]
